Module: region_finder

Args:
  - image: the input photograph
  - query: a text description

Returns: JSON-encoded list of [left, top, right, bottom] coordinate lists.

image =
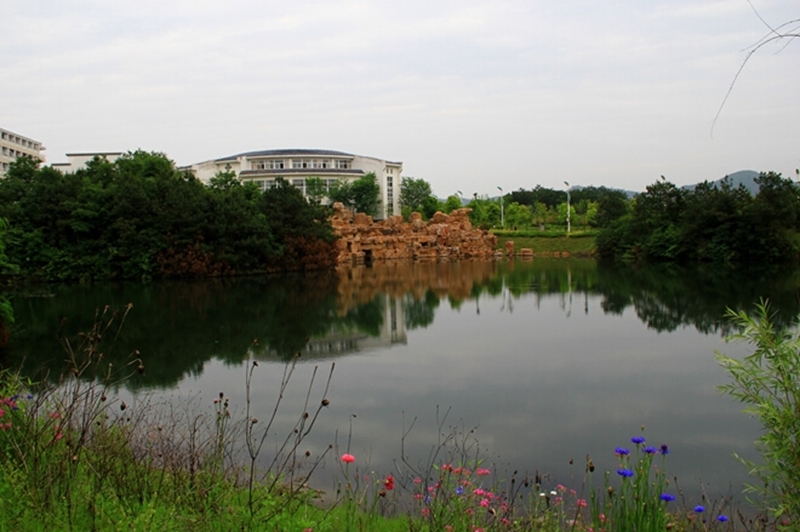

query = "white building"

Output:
[[0, 127, 46, 177], [50, 152, 123, 173], [187, 149, 402, 218]]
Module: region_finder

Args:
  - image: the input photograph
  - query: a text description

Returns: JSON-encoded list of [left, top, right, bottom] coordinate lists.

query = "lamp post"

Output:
[[497, 186, 504, 228], [564, 181, 570, 235]]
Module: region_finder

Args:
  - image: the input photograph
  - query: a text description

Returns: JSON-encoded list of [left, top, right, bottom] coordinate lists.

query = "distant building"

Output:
[[50, 152, 123, 173], [0, 127, 46, 177], [186, 149, 402, 218]]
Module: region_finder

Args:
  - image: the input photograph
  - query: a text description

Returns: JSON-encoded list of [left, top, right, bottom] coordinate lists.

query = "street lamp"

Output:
[[497, 186, 504, 228], [564, 181, 571, 235]]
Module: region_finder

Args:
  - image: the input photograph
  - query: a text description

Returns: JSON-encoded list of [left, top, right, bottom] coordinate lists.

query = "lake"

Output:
[[7, 258, 800, 507]]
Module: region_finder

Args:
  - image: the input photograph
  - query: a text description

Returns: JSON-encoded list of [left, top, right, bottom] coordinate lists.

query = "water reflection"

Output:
[[6, 259, 800, 507], [7, 260, 800, 390]]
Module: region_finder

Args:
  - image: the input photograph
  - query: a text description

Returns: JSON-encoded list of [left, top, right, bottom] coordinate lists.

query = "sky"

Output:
[[2, 0, 798, 196]]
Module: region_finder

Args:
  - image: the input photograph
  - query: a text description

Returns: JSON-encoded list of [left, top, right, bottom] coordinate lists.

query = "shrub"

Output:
[[717, 302, 800, 525]]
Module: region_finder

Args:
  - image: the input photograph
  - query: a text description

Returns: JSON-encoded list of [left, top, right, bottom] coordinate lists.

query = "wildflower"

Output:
[[480, 498, 489, 507], [421, 508, 430, 517], [660, 493, 675, 502], [476, 468, 491, 476], [694, 505, 705, 513], [341, 453, 355, 463], [615, 447, 630, 456], [441, 463, 453, 471], [413, 477, 421, 484], [717, 515, 729, 522], [550, 490, 557, 496], [617, 468, 634, 478], [644, 446, 656, 454], [599, 514, 606, 523], [556, 484, 567, 492], [577, 499, 587, 508], [474, 488, 485, 496], [659, 444, 669, 455], [631, 436, 646, 444], [384, 474, 394, 491], [455, 486, 464, 495]]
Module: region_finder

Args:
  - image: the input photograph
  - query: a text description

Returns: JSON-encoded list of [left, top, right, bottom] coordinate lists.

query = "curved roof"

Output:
[[216, 149, 354, 162]]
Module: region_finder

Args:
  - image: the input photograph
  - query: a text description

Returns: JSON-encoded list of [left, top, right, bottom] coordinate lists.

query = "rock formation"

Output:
[[330, 203, 498, 264]]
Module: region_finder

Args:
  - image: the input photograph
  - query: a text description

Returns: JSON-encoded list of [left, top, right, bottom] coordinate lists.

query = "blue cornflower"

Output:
[[694, 505, 705, 513], [617, 468, 634, 478], [644, 446, 656, 454], [615, 447, 630, 456], [659, 444, 670, 455], [455, 486, 464, 495], [631, 436, 646, 445], [26, 394, 34, 400], [660, 493, 675, 502], [717, 515, 728, 522], [424, 495, 431, 503]]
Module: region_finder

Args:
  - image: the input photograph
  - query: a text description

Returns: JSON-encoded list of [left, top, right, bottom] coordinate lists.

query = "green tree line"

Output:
[[0, 152, 337, 282], [400, 177, 629, 231], [596, 172, 800, 265]]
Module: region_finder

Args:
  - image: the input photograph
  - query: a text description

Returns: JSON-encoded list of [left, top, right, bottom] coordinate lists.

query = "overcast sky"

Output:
[[2, 0, 798, 196]]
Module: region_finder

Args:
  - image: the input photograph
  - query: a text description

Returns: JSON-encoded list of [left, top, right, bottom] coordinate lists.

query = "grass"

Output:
[[493, 230, 597, 257], [0, 305, 787, 531]]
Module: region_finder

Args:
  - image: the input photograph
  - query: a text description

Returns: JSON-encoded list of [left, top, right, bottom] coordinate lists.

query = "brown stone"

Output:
[[330, 203, 498, 265]]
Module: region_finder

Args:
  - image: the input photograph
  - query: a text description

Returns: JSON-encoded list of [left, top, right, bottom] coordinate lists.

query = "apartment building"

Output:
[[0, 127, 46, 177], [187, 149, 402, 218], [51, 152, 123, 173]]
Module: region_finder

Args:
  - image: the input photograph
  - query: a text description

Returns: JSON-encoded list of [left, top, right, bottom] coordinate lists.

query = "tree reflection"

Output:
[[7, 259, 800, 390]]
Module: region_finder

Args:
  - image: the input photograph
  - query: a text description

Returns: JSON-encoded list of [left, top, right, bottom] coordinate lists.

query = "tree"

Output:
[[305, 177, 328, 205], [351, 172, 381, 217], [329, 173, 381, 217], [400, 177, 434, 211]]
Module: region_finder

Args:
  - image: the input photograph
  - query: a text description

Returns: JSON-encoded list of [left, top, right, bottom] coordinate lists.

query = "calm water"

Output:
[[7, 259, 800, 505]]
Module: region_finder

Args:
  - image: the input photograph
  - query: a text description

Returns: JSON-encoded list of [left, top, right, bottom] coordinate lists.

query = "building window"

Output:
[[270, 160, 284, 169], [336, 160, 351, 169], [321, 159, 329, 169], [252, 161, 267, 170], [292, 159, 310, 169]]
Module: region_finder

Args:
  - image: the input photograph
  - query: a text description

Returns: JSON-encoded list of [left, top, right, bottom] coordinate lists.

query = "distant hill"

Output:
[[683, 170, 760, 195]]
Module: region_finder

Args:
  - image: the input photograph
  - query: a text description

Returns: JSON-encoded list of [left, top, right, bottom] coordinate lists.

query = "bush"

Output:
[[717, 302, 800, 525]]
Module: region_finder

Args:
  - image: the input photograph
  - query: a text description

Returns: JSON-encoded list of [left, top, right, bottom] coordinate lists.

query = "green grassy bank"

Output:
[[493, 230, 597, 257]]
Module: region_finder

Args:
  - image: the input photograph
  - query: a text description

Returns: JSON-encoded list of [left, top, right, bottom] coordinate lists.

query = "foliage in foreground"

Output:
[[0, 302, 789, 531], [718, 303, 800, 527]]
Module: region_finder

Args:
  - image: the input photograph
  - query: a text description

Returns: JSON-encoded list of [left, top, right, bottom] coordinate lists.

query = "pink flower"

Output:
[[476, 468, 491, 476], [480, 498, 489, 507], [341, 453, 355, 463], [473, 488, 485, 496], [421, 508, 430, 517], [384, 474, 394, 490], [413, 477, 422, 484], [577, 498, 587, 508], [556, 484, 567, 492]]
